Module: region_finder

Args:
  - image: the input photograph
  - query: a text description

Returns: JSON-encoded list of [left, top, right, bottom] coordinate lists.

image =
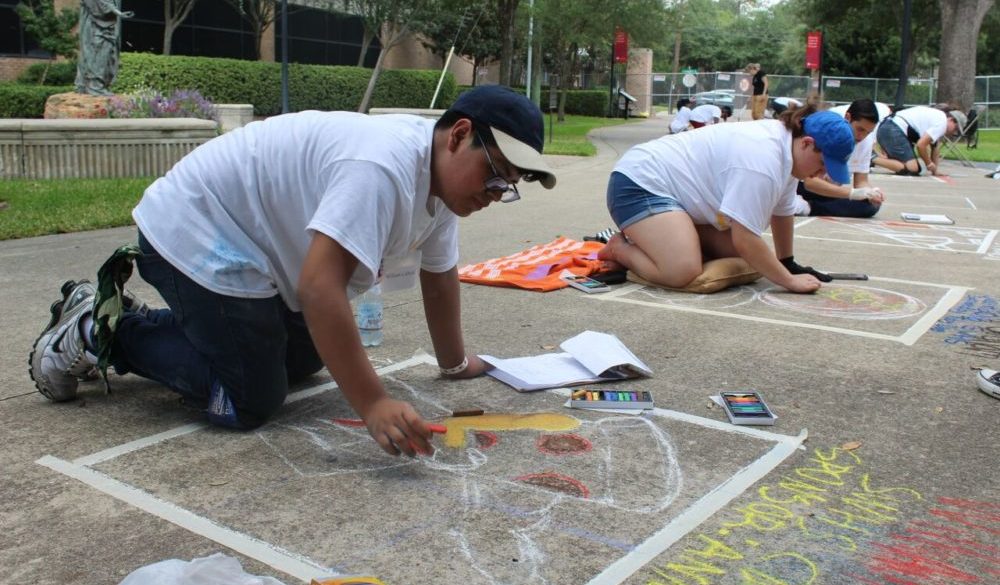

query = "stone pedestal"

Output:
[[44, 92, 113, 119], [213, 104, 254, 132]]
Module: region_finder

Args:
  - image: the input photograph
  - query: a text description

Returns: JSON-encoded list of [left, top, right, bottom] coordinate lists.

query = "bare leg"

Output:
[[598, 211, 703, 288], [696, 224, 738, 260]]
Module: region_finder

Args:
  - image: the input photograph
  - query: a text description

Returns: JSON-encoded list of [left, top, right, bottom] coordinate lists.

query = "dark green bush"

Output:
[[564, 90, 608, 116], [0, 83, 73, 117], [17, 61, 78, 86], [455, 86, 608, 116], [113, 53, 456, 116]]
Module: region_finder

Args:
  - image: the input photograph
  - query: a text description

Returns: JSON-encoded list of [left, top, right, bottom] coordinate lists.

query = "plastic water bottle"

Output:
[[356, 282, 384, 347]]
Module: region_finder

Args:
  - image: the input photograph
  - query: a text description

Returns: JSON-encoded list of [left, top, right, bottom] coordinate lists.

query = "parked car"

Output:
[[691, 89, 735, 108]]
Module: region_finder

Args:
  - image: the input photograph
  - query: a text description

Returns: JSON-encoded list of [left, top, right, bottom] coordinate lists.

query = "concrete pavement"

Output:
[[1, 117, 998, 585]]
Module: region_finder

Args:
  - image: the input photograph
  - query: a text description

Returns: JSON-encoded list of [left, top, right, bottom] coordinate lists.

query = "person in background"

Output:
[[688, 104, 732, 129], [872, 104, 967, 176], [598, 106, 854, 293], [28, 85, 556, 457], [746, 63, 769, 120], [770, 96, 803, 117], [793, 99, 892, 218], [669, 98, 694, 134]]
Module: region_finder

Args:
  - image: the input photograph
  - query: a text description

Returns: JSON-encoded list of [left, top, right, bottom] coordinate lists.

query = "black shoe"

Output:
[[583, 227, 618, 244], [591, 270, 627, 285]]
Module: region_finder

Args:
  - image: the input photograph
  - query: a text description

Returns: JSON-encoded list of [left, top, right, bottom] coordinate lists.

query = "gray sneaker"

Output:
[[29, 281, 98, 401]]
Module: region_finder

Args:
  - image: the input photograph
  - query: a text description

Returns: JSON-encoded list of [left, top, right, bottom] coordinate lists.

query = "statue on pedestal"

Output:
[[75, 0, 133, 96]]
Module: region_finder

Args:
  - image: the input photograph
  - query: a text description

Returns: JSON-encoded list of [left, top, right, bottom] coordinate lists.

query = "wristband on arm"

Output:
[[439, 356, 469, 375]]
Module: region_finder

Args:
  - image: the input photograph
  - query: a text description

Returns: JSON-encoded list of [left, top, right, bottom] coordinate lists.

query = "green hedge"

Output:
[[113, 53, 455, 116], [456, 86, 609, 116], [17, 61, 78, 86], [0, 83, 73, 118], [563, 90, 608, 116]]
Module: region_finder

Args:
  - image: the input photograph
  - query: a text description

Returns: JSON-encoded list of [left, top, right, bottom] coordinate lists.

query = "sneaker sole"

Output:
[[28, 280, 93, 401], [976, 370, 1000, 400]]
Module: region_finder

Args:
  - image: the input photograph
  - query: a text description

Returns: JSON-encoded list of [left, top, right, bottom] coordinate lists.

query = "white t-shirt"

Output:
[[689, 105, 722, 125], [614, 119, 798, 236], [892, 105, 949, 143], [831, 102, 893, 175], [133, 112, 459, 311], [669, 107, 692, 134]]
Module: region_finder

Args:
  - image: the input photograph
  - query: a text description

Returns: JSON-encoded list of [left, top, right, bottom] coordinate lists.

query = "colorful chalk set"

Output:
[[569, 388, 654, 410], [720, 391, 776, 425]]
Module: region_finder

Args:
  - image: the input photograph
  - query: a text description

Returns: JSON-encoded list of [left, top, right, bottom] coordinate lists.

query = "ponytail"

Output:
[[778, 103, 819, 138]]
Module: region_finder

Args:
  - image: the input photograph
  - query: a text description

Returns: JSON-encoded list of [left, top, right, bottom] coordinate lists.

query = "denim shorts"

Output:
[[876, 121, 916, 162], [606, 171, 686, 230]]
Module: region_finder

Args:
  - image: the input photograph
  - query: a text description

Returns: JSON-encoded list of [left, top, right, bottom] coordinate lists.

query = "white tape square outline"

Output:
[[37, 355, 807, 584]]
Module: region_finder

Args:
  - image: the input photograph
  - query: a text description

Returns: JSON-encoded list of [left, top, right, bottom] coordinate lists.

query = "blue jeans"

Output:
[[606, 172, 686, 230], [797, 182, 881, 218], [110, 231, 323, 428]]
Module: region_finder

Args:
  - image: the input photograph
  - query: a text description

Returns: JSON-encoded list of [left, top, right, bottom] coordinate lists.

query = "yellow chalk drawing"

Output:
[[440, 413, 580, 448]]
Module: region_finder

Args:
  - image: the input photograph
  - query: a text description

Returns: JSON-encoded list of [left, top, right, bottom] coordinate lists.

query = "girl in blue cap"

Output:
[[598, 105, 854, 293]]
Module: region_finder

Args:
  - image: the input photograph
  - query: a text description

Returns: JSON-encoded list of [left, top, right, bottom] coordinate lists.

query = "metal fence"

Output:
[[625, 72, 1000, 129]]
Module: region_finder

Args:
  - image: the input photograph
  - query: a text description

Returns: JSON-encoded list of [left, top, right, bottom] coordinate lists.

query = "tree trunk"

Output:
[[164, 21, 176, 55], [358, 44, 387, 113], [356, 27, 374, 67], [937, 0, 994, 110], [496, 0, 519, 86]]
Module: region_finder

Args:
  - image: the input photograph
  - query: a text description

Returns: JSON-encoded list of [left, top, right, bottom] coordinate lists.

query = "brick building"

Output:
[[0, 0, 475, 84]]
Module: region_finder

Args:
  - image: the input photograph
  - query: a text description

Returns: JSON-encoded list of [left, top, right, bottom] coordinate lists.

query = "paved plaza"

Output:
[[1, 117, 998, 584]]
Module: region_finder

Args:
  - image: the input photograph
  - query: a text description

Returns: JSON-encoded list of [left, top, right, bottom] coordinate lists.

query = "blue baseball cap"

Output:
[[802, 110, 855, 184], [449, 85, 556, 188]]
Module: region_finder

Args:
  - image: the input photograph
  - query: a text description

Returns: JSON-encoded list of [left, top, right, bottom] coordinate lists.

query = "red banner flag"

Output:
[[805, 30, 822, 70], [614, 27, 628, 64]]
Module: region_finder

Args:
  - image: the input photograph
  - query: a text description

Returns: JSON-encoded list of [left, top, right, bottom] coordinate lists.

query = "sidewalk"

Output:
[[2, 117, 997, 585]]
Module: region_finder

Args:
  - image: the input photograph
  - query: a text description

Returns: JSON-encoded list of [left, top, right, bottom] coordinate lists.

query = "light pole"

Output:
[[281, 0, 289, 113]]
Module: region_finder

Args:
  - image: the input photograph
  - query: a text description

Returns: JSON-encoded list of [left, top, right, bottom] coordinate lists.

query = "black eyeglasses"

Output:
[[477, 132, 521, 203]]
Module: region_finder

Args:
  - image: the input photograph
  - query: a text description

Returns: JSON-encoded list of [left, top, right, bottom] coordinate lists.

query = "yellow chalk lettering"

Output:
[[858, 473, 923, 502], [650, 558, 726, 585], [815, 507, 878, 533], [739, 552, 819, 585], [813, 446, 862, 465], [793, 516, 857, 552], [794, 466, 846, 486], [723, 502, 794, 531], [759, 483, 827, 506], [686, 535, 744, 561], [838, 495, 900, 522], [808, 457, 855, 479]]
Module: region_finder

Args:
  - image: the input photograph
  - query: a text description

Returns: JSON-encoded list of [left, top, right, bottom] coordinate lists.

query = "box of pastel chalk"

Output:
[[569, 388, 653, 410]]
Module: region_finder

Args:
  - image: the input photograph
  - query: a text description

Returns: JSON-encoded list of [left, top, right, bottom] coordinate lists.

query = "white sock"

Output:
[[80, 313, 96, 352]]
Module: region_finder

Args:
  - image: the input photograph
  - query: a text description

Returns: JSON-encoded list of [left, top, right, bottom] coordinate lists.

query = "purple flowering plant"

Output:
[[108, 88, 218, 122]]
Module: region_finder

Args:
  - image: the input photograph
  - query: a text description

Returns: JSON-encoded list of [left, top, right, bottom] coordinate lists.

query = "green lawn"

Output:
[[541, 114, 635, 156], [0, 177, 152, 241], [0, 115, 632, 240], [1, 117, 993, 241], [942, 129, 1000, 164]]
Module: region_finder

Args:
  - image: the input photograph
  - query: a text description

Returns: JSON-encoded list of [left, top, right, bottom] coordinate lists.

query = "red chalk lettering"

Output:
[[867, 541, 980, 582]]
